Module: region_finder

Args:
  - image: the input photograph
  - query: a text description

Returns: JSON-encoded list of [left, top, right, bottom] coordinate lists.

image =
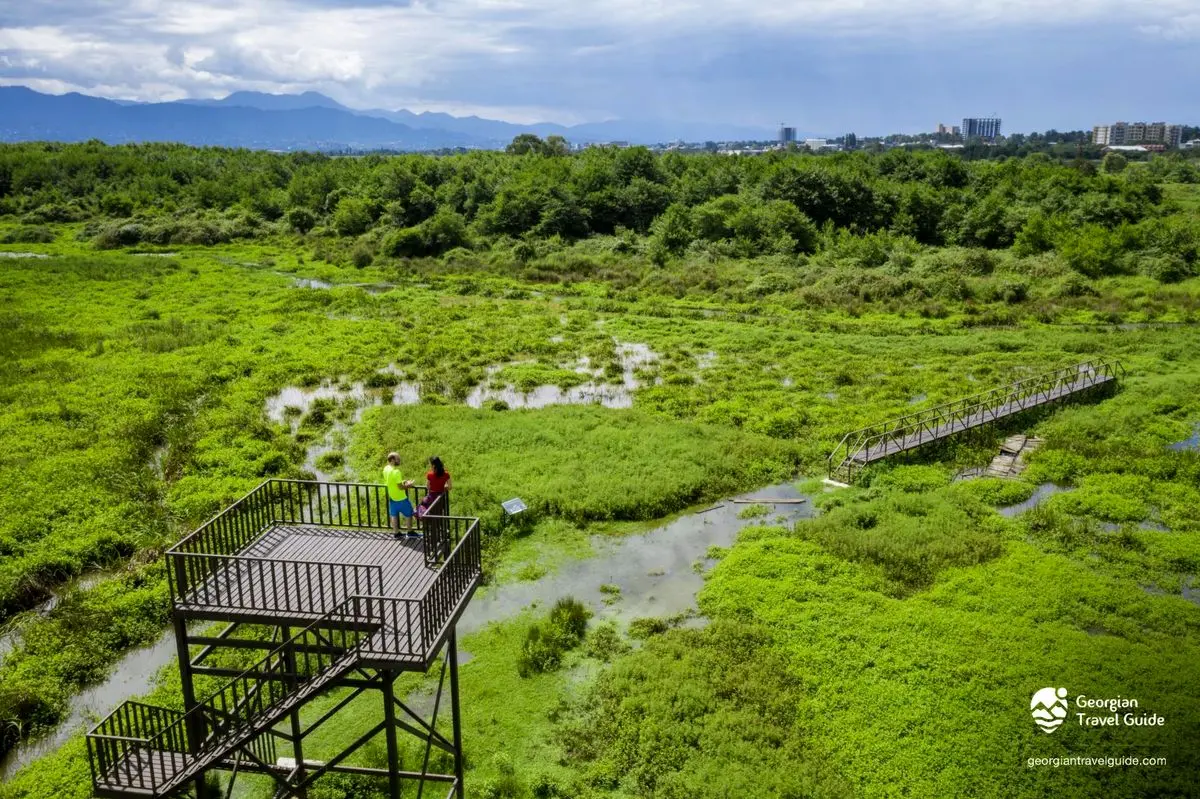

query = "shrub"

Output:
[[0, 226, 54, 244], [549, 596, 591, 641], [350, 242, 374, 269], [93, 223, 145, 249], [332, 196, 375, 236], [628, 616, 670, 639], [285, 206, 317, 234], [516, 596, 591, 676], [584, 622, 630, 661], [100, 194, 134, 217]]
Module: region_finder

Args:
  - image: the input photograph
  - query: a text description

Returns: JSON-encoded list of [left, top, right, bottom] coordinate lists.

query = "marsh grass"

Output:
[[350, 404, 799, 529], [2, 225, 1200, 796]]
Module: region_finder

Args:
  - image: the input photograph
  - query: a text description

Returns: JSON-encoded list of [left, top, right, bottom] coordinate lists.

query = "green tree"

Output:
[[331, 196, 374, 236], [285, 206, 317, 234], [1103, 152, 1128, 174], [507, 134, 548, 155], [545, 135, 570, 156], [649, 203, 694, 254]]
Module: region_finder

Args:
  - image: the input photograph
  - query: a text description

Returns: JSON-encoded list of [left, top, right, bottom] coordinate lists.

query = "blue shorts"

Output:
[[389, 497, 414, 518]]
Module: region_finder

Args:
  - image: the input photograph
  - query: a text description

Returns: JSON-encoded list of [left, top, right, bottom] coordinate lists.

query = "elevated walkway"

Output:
[[828, 359, 1124, 483]]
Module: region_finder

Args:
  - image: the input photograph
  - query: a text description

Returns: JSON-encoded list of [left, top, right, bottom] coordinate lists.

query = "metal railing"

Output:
[[827, 359, 1124, 482], [90, 479, 482, 796], [168, 480, 449, 613], [88, 602, 373, 795], [87, 701, 188, 789], [418, 516, 481, 649], [170, 554, 383, 615], [355, 517, 482, 659]]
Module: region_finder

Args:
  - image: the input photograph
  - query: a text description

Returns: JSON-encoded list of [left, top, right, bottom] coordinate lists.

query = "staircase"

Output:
[[88, 601, 374, 797]]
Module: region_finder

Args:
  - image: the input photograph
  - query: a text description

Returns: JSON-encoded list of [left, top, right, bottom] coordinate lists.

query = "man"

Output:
[[383, 452, 416, 537]]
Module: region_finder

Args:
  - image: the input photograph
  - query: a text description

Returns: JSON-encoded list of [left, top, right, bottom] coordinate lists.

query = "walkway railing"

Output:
[[827, 359, 1124, 482], [168, 480, 449, 612]]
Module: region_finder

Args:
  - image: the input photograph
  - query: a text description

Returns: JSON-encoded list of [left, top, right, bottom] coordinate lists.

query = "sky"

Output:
[[0, 0, 1197, 134]]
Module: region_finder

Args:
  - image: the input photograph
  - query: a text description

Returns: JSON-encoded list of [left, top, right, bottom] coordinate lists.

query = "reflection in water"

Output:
[[465, 343, 656, 410], [459, 483, 814, 634], [265, 343, 660, 427], [1169, 425, 1199, 452], [997, 483, 1067, 517], [264, 344, 660, 479]]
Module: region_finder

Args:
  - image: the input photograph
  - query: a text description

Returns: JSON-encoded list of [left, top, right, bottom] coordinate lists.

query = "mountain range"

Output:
[[0, 86, 781, 151]]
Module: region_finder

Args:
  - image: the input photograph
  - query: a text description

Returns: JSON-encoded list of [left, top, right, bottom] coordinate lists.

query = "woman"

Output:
[[419, 456, 452, 517]]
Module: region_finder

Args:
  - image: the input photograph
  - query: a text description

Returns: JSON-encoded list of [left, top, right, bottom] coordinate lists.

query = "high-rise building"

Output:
[[779, 126, 796, 146], [1093, 121, 1184, 148], [962, 117, 1002, 140]]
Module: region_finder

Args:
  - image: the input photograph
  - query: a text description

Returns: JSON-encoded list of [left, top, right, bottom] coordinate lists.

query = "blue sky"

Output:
[[0, 1, 1196, 134]]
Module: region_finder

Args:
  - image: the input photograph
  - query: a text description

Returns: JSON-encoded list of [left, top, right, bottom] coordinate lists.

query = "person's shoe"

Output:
[[406, 530, 421, 538], [392, 531, 404, 540]]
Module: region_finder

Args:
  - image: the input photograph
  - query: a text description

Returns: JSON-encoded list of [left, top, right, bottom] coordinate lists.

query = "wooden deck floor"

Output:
[[852, 374, 1114, 465], [177, 524, 439, 621], [95, 750, 187, 797]]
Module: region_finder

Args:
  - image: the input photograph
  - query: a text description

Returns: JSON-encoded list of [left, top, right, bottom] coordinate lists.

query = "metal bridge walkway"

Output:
[[827, 359, 1124, 483]]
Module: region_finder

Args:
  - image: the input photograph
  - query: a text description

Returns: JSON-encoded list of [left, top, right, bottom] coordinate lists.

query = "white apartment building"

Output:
[[1093, 121, 1183, 147]]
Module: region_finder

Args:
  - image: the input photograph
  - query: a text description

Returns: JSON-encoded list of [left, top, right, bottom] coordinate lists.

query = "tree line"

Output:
[[1, 139, 1198, 279]]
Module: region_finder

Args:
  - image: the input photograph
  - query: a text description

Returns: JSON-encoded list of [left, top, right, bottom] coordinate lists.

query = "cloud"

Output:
[[0, 1, 1197, 127], [1139, 13, 1200, 40]]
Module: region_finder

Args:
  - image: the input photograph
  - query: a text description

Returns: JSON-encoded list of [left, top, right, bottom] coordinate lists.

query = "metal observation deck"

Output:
[[828, 359, 1124, 483], [86, 480, 481, 799]]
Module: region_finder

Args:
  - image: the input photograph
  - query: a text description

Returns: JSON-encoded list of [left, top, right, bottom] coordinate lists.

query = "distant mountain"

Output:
[[167, 90, 780, 144], [0, 86, 482, 150], [0, 86, 782, 150], [177, 90, 351, 113], [361, 108, 572, 144]]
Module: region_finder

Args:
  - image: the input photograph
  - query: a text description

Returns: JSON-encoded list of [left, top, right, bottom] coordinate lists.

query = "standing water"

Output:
[[458, 482, 814, 633], [0, 626, 188, 781], [997, 483, 1068, 517]]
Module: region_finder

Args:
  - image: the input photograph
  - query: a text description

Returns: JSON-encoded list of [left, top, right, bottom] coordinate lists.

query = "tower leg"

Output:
[[281, 626, 309, 799], [382, 670, 402, 799], [449, 630, 465, 799], [173, 616, 211, 799]]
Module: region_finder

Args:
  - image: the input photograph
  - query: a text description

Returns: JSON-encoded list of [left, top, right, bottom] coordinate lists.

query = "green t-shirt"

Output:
[[383, 464, 406, 501]]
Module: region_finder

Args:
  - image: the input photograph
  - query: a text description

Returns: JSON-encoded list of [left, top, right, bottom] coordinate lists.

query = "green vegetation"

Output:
[[351, 404, 797, 527], [1, 142, 1199, 798], [516, 597, 592, 677]]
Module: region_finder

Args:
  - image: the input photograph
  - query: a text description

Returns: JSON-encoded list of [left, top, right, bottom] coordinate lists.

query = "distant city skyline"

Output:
[[1, 2, 1197, 133]]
